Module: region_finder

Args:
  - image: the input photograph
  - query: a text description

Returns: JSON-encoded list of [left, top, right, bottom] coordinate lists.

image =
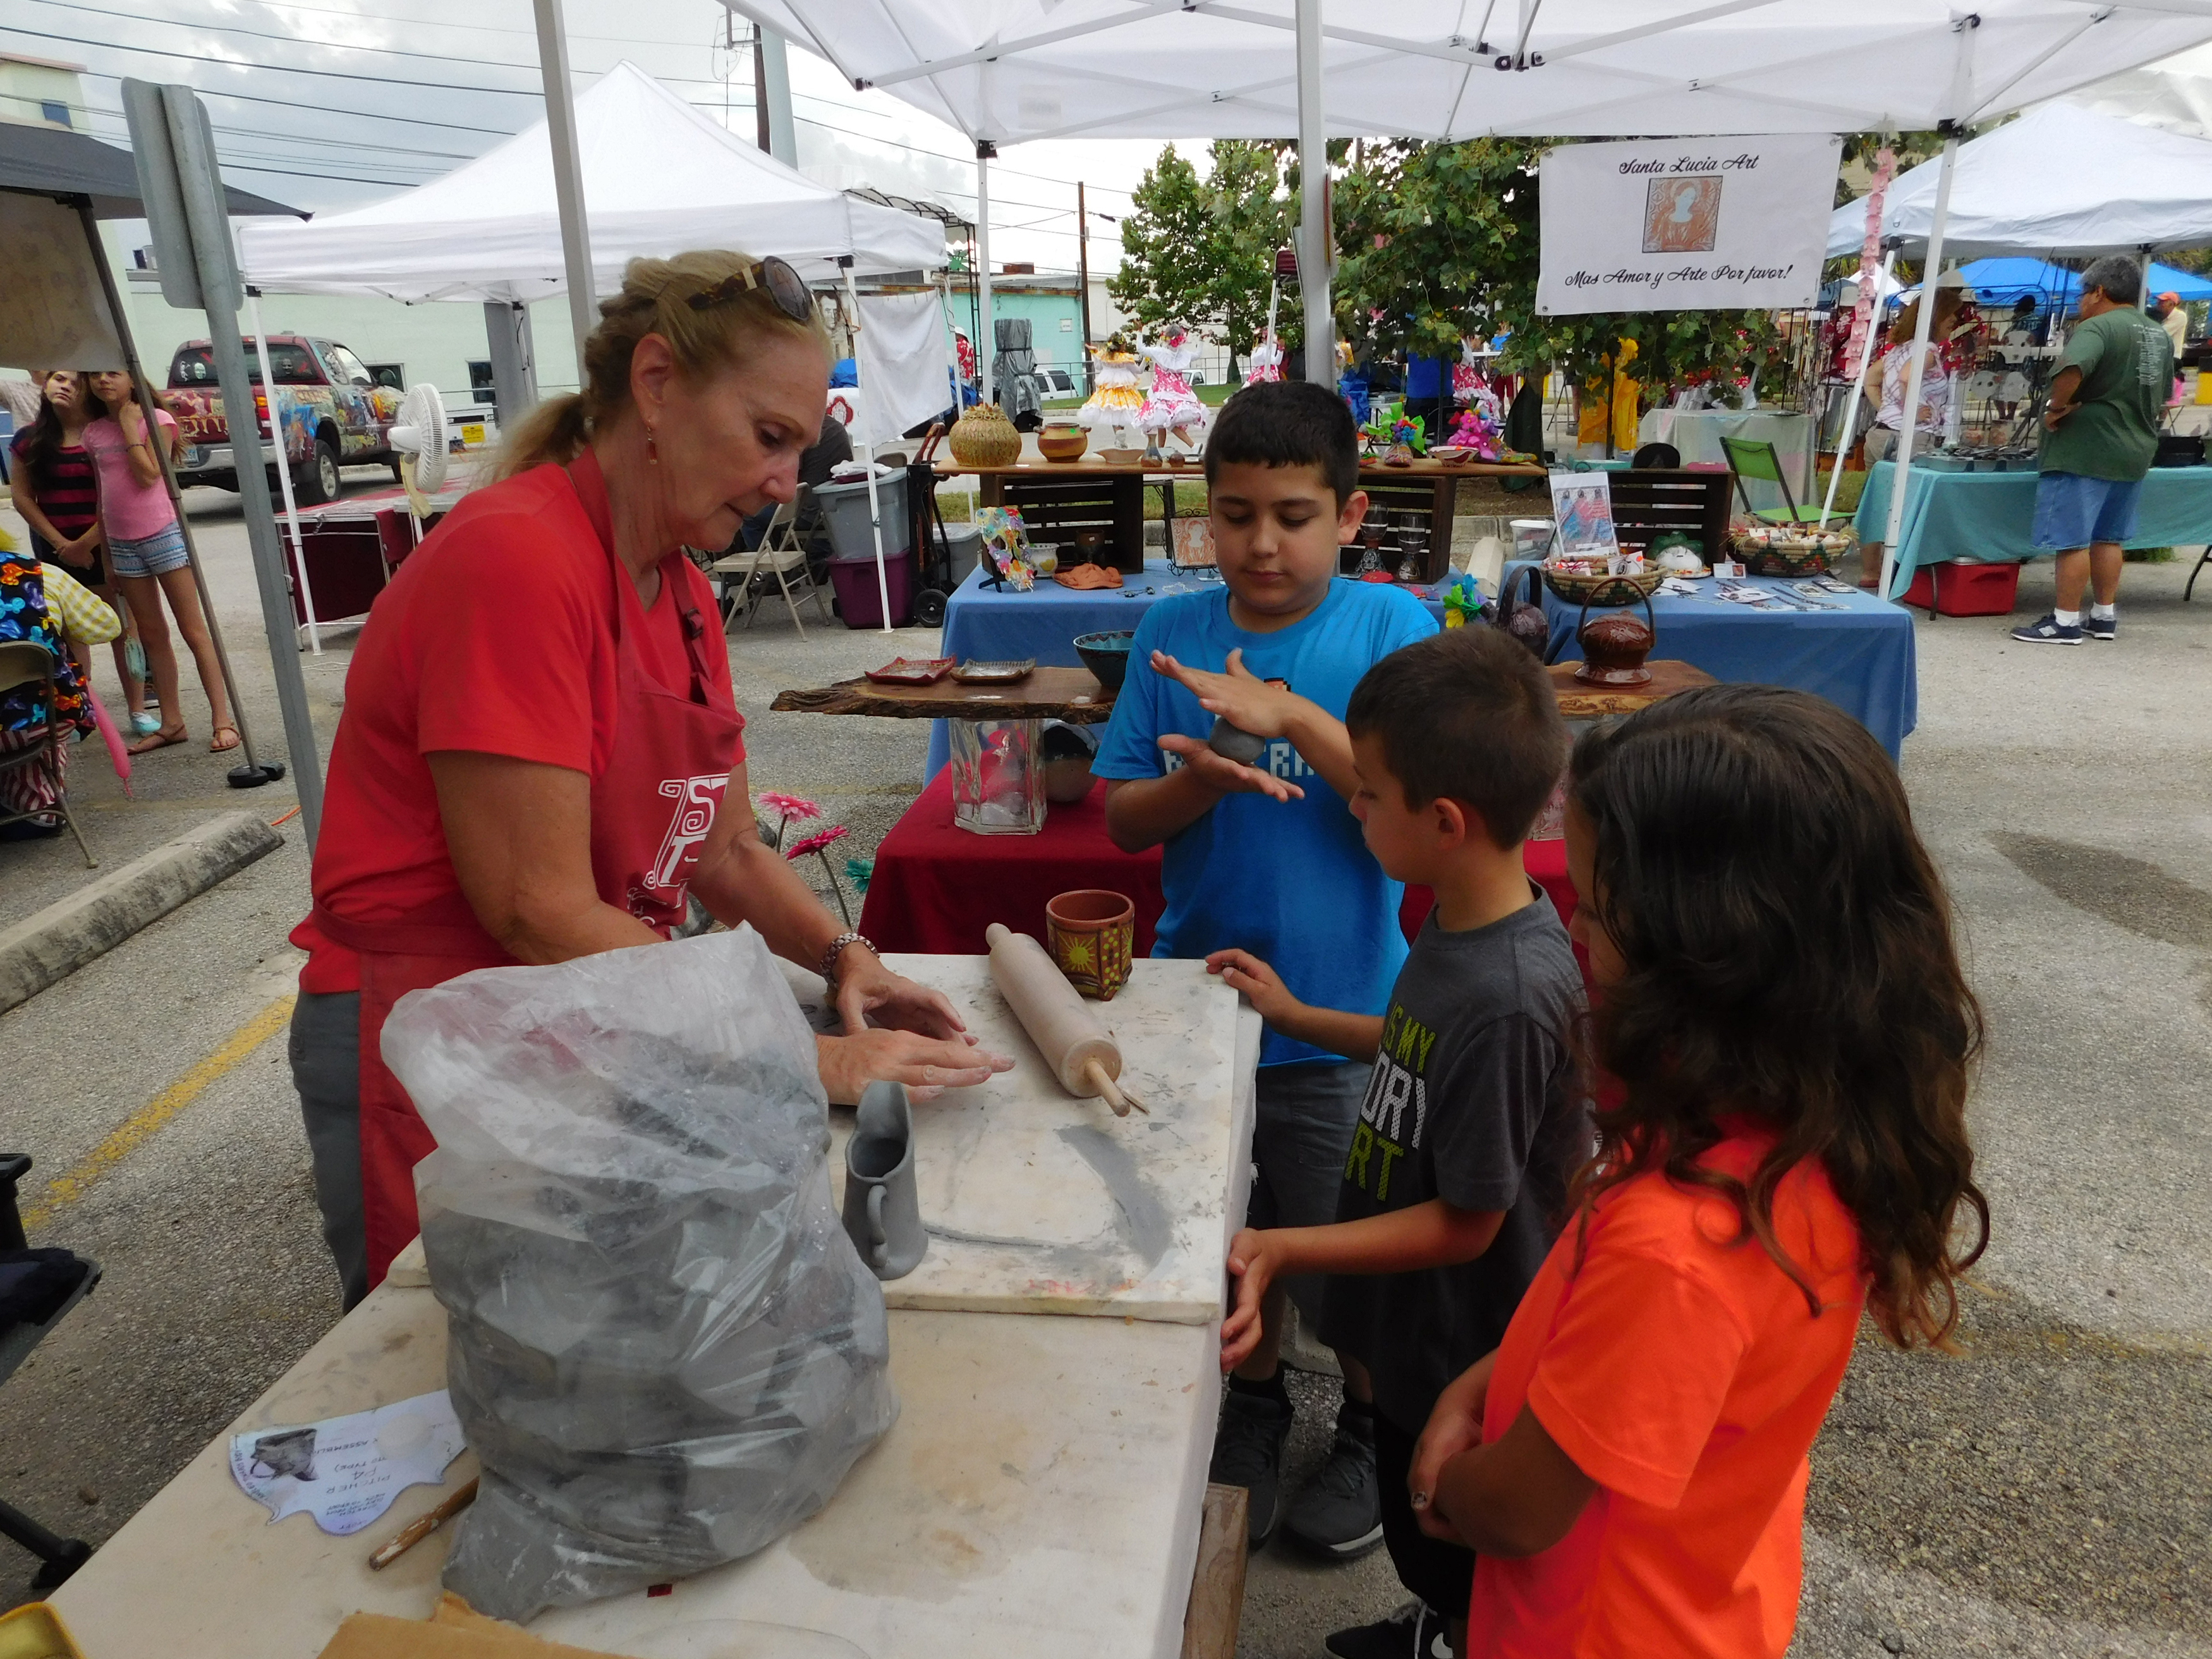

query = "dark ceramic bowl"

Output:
[[1073, 630, 1136, 694]]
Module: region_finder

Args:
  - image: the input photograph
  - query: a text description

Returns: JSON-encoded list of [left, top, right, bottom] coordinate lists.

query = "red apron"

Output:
[[313, 458, 744, 1289]]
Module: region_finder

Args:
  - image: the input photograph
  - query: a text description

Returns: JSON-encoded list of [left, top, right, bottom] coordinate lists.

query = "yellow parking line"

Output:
[[21, 994, 296, 1234]]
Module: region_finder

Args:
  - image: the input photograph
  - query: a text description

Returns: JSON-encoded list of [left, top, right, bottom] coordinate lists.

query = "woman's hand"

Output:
[[817, 1029, 1011, 1104], [1205, 948, 1302, 1026], [832, 945, 973, 1042], [54, 532, 99, 570], [1411, 1350, 1498, 1543], [1220, 1225, 1291, 1371]]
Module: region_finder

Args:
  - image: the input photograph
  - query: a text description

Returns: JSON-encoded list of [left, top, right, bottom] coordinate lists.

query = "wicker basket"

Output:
[[949, 403, 1023, 468], [1541, 564, 1665, 609], [1731, 527, 1854, 578]]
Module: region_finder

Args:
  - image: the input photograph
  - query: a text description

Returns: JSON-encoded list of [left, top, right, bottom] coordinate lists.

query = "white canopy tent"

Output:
[[727, 2, 2212, 598], [1826, 101, 2212, 258], [2065, 40, 2212, 137], [234, 60, 945, 301]]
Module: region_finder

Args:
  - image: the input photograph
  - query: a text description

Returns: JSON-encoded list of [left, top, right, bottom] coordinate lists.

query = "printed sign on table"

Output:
[[1538, 134, 1841, 316]]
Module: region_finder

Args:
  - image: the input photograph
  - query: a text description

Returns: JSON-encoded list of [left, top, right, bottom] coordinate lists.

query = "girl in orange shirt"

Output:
[[1409, 684, 1988, 1658]]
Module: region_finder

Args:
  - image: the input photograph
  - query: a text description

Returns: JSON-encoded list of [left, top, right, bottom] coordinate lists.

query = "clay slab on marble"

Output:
[[829, 954, 1257, 1326]]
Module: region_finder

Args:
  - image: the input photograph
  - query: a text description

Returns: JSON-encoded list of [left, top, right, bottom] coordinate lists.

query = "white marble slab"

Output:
[[50, 1283, 1220, 1659], [827, 954, 1258, 1325]]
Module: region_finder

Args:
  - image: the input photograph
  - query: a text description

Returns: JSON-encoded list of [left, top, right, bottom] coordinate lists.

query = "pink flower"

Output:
[[784, 825, 850, 860], [758, 791, 822, 821]]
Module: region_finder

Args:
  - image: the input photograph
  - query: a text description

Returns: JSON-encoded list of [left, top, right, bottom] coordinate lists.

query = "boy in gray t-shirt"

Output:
[[1208, 628, 1589, 1659]]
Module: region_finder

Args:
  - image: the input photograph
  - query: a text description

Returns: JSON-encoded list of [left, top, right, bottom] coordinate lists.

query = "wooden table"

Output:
[[1545, 657, 1715, 719], [942, 457, 1545, 583], [770, 665, 1114, 724], [48, 956, 1260, 1659]]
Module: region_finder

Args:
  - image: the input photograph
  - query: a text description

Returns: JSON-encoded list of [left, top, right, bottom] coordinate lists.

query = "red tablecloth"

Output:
[[858, 771, 1577, 956]]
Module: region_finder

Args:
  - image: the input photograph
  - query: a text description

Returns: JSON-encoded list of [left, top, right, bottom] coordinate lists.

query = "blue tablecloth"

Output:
[[927, 557, 1917, 773], [1853, 462, 2212, 599], [1538, 573, 1916, 758]]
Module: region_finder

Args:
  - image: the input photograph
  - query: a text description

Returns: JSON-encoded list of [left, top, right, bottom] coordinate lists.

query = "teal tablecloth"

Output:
[[1853, 463, 2212, 599]]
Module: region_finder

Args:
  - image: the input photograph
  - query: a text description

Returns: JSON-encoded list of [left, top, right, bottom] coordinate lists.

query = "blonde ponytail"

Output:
[[489, 250, 832, 482]]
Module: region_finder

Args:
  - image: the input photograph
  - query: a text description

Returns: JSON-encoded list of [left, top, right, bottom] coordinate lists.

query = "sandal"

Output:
[[128, 724, 188, 755], [209, 724, 242, 754]]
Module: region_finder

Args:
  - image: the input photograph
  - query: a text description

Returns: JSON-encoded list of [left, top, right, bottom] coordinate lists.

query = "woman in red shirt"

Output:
[[290, 251, 1009, 1306], [1407, 686, 1987, 1657]]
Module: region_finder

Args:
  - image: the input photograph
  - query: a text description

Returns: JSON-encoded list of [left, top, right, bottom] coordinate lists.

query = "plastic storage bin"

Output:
[[1902, 559, 2021, 616], [828, 549, 918, 628], [813, 471, 913, 562]]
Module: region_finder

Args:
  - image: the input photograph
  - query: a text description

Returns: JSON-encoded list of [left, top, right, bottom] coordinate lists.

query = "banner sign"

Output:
[[1538, 134, 1842, 315]]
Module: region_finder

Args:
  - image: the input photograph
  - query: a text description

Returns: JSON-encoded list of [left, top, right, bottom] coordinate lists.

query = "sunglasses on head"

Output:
[[686, 256, 815, 323]]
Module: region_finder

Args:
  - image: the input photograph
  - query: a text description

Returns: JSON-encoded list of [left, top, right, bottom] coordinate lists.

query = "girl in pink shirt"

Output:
[[83, 370, 237, 754]]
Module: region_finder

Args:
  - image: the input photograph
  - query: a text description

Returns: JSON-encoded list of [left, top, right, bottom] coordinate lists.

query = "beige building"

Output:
[[0, 51, 88, 132]]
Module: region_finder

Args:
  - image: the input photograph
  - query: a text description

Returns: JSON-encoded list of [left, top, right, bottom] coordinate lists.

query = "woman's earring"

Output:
[[646, 423, 660, 464]]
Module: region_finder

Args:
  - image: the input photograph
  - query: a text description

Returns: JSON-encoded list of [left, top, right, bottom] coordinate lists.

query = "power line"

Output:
[[217, 0, 714, 49], [80, 101, 478, 161], [4, 22, 545, 95], [52, 63, 523, 135]]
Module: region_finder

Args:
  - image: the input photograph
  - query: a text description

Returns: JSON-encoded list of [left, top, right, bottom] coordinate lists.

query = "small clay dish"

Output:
[[864, 655, 955, 684], [951, 659, 1036, 684]]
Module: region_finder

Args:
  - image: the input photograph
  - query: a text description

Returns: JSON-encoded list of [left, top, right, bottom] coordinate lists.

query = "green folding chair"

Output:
[[1718, 434, 1830, 526]]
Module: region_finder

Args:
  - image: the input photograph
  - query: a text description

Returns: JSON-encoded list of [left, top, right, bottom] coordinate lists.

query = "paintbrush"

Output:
[[367, 1477, 478, 1570]]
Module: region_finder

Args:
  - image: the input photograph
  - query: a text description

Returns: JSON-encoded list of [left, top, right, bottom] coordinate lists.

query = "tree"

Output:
[[1109, 142, 1296, 360]]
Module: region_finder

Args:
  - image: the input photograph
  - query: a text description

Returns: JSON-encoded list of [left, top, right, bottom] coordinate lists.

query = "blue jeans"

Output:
[[1246, 1060, 1371, 1323], [2033, 470, 2142, 550]]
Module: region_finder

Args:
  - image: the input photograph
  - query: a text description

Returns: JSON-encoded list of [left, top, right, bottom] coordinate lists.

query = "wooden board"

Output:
[[770, 665, 1115, 722], [1179, 1485, 1250, 1659], [1547, 657, 1715, 719], [1608, 468, 1734, 562]]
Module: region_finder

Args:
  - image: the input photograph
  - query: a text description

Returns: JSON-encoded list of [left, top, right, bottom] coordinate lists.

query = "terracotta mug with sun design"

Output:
[[1045, 889, 1136, 1001]]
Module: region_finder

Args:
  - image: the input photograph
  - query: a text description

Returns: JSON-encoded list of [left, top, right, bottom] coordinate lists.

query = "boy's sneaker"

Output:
[[1283, 1419, 1384, 1559], [1208, 1386, 1292, 1547], [2085, 613, 2117, 640], [1325, 1600, 1452, 1659], [2009, 612, 2083, 645]]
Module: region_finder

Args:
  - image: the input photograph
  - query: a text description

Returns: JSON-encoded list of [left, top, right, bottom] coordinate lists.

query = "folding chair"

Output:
[[1718, 434, 1830, 526], [0, 1152, 101, 1590], [0, 641, 95, 868], [709, 497, 830, 637]]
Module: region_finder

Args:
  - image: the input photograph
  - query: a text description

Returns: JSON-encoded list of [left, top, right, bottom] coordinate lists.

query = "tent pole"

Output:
[[2140, 243, 2153, 312], [532, 0, 597, 373], [1295, 0, 1334, 387], [246, 287, 319, 655], [976, 142, 996, 406], [841, 260, 896, 634], [1818, 246, 1895, 530], [1878, 131, 1958, 601], [75, 197, 268, 783]]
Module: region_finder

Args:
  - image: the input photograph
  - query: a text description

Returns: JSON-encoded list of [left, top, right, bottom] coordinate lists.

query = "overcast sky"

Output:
[[2, 0, 1209, 272]]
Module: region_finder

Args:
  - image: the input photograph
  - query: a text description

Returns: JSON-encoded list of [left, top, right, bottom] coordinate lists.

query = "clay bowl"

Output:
[[1074, 630, 1136, 694], [1098, 447, 1145, 466], [1574, 607, 1656, 688], [1038, 424, 1089, 463]]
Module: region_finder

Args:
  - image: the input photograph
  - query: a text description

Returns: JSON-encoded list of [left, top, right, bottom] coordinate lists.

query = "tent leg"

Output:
[[1819, 246, 1895, 529], [532, 0, 596, 367], [1879, 133, 1959, 601], [248, 288, 319, 655], [975, 142, 996, 407], [1295, 0, 1334, 388], [841, 262, 896, 635]]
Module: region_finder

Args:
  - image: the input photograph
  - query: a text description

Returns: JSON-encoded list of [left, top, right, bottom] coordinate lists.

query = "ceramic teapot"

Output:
[[1574, 592, 1658, 687]]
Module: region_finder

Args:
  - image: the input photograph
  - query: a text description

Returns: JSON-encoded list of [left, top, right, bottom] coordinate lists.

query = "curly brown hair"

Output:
[[1567, 685, 1988, 1349]]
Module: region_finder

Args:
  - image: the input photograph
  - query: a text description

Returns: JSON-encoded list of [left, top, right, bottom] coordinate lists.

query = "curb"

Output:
[[0, 811, 285, 1015]]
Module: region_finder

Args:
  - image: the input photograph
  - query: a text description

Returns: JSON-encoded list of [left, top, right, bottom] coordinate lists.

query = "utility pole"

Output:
[[1076, 180, 1093, 377]]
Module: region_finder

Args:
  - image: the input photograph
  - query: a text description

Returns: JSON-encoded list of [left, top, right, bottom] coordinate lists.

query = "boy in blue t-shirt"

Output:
[[1093, 380, 1437, 1559]]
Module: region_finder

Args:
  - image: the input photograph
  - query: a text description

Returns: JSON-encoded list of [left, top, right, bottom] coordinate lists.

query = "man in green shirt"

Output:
[[2013, 256, 2177, 644]]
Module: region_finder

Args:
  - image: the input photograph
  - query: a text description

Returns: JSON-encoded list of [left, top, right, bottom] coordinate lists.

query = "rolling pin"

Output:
[[985, 923, 1146, 1115]]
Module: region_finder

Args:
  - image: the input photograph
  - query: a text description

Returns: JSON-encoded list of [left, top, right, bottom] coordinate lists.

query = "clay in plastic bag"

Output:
[[380, 927, 897, 1621]]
